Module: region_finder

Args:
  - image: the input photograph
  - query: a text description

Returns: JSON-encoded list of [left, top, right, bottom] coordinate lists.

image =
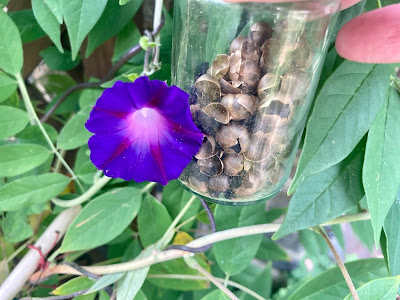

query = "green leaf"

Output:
[[289, 63, 391, 194], [256, 237, 289, 261], [384, 197, 400, 277], [288, 258, 388, 300], [213, 203, 265, 275], [98, 290, 111, 300], [0, 173, 70, 211], [40, 46, 81, 71], [52, 276, 95, 296], [74, 294, 95, 300], [101, 65, 143, 88], [2, 210, 33, 243], [162, 180, 200, 231], [61, 187, 142, 252], [138, 194, 172, 248], [58, 106, 92, 150], [9, 10, 46, 43], [61, 0, 107, 60], [242, 262, 272, 300], [117, 246, 155, 300], [344, 276, 400, 300], [86, 0, 143, 57], [0, 0, 9, 8], [112, 22, 143, 63], [0, 106, 29, 139], [363, 87, 400, 244], [119, 0, 132, 5], [32, 0, 63, 53], [0, 73, 17, 103], [44, 0, 63, 24], [79, 88, 103, 109], [274, 147, 364, 239], [201, 290, 230, 300], [0, 144, 51, 177], [86, 273, 125, 294], [15, 123, 58, 147], [149, 256, 210, 291], [0, 10, 23, 75]]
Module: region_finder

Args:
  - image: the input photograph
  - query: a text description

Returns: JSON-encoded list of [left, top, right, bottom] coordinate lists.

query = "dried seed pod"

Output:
[[230, 36, 247, 54], [195, 136, 217, 160], [250, 113, 280, 134], [242, 39, 261, 62], [239, 60, 262, 94], [257, 73, 280, 99], [250, 21, 273, 47], [221, 94, 257, 121], [280, 72, 310, 101], [234, 171, 263, 197], [228, 51, 242, 82], [223, 154, 244, 176], [261, 38, 295, 71], [244, 132, 271, 162], [291, 41, 313, 70], [220, 78, 241, 94], [229, 175, 243, 189], [188, 173, 208, 194], [190, 103, 200, 119], [208, 54, 230, 79], [197, 155, 223, 177], [216, 123, 250, 153], [267, 162, 286, 185], [208, 174, 230, 192], [195, 74, 221, 106], [202, 103, 230, 124], [259, 98, 291, 119]]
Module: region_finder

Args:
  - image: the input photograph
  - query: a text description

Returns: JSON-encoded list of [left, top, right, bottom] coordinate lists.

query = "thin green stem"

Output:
[[140, 182, 157, 193], [15, 72, 85, 192], [52, 176, 111, 207], [152, 0, 163, 66], [6, 237, 35, 263], [377, 0, 382, 8], [176, 204, 216, 230], [147, 274, 267, 300]]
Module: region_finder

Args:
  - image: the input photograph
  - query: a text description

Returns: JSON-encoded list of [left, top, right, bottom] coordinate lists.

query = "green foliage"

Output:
[[384, 198, 400, 277], [40, 47, 82, 71], [0, 173, 70, 211], [52, 277, 95, 296], [343, 276, 400, 300], [9, 10, 46, 43], [290, 62, 391, 194], [0, 73, 17, 103], [0, 10, 23, 75], [201, 290, 230, 300], [61, 187, 142, 252], [1, 210, 33, 243], [363, 87, 400, 244], [61, 0, 108, 60], [213, 203, 265, 275], [0, 106, 29, 139]]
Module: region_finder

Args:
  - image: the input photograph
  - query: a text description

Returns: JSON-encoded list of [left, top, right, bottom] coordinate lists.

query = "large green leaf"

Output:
[[44, 0, 63, 24], [2, 210, 33, 243], [0, 106, 29, 139], [79, 88, 103, 109], [0, 73, 17, 103], [15, 123, 58, 147], [343, 276, 400, 300], [213, 203, 265, 275], [242, 262, 272, 300], [256, 237, 289, 261], [52, 277, 95, 296], [289, 62, 391, 194], [61, 0, 107, 60], [60, 187, 142, 252], [363, 87, 400, 244], [0, 144, 51, 177], [0, 10, 23, 75], [201, 290, 230, 300], [9, 10, 46, 43], [162, 180, 200, 231], [384, 197, 400, 277], [137, 194, 172, 248], [40, 46, 81, 71], [0, 173, 71, 211], [86, 273, 125, 294], [274, 147, 364, 239], [288, 259, 388, 300], [112, 21, 143, 63], [58, 106, 92, 150], [32, 0, 63, 53], [86, 0, 143, 57]]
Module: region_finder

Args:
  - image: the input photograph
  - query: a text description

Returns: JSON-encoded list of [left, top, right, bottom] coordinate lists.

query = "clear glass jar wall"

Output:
[[173, 0, 339, 205]]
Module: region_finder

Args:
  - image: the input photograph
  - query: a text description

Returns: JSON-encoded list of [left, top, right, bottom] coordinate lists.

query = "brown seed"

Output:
[[195, 136, 217, 160], [208, 54, 230, 79], [291, 41, 313, 70], [244, 132, 271, 162], [230, 36, 247, 54], [239, 60, 262, 94], [208, 175, 230, 192], [223, 154, 244, 176], [221, 94, 257, 121], [188, 174, 208, 194], [250, 21, 273, 47], [202, 103, 230, 124], [216, 123, 250, 152], [190, 103, 200, 119], [257, 73, 280, 99], [228, 51, 242, 82], [195, 74, 221, 106], [280, 72, 310, 101], [220, 78, 241, 94], [251, 113, 280, 134], [197, 156, 223, 177], [242, 39, 261, 62]]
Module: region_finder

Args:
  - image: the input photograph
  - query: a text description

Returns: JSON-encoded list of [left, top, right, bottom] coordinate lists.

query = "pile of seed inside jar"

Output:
[[182, 21, 312, 201]]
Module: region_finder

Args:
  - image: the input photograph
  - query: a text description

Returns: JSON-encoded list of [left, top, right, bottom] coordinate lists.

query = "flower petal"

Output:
[[86, 78, 204, 185], [336, 4, 400, 63]]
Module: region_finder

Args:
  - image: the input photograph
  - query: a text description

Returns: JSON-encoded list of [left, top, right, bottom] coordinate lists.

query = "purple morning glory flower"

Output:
[[85, 77, 204, 185]]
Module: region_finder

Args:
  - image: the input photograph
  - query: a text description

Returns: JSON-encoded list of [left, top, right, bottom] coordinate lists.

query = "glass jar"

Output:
[[173, 0, 340, 205]]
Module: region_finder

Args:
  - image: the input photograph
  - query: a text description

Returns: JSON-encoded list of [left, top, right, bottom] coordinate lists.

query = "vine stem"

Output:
[[29, 212, 371, 280], [184, 256, 239, 300], [316, 227, 360, 300], [147, 274, 267, 300], [15, 72, 85, 192], [152, 0, 163, 66]]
